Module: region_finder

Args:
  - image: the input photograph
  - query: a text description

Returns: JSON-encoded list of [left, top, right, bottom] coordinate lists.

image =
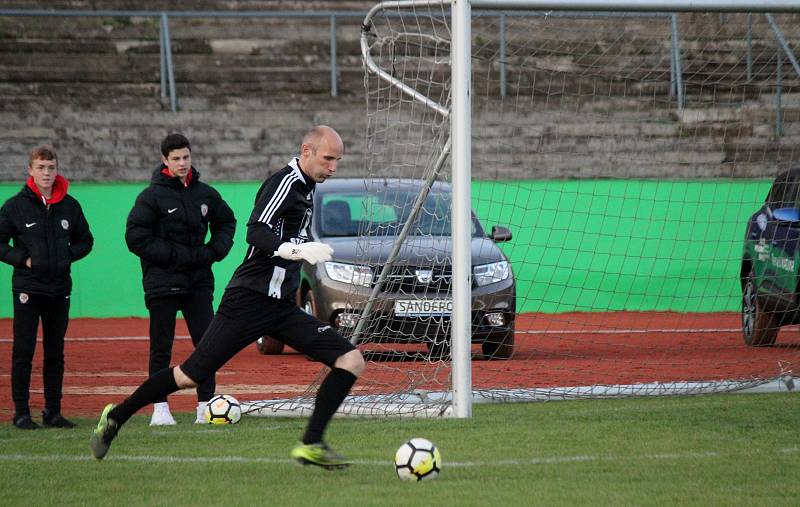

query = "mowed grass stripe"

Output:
[[1, 446, 797, 467]]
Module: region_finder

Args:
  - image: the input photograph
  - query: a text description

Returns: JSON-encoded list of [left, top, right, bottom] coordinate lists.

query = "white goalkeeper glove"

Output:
[[276, 242, 333, 265]]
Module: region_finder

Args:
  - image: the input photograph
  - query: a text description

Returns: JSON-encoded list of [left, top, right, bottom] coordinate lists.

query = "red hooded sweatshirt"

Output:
[[26, 174, 68, 206]]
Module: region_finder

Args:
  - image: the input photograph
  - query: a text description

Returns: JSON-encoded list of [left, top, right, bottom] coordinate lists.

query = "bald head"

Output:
[[299, 125, 344, 183], [302, 126, 343, 153]]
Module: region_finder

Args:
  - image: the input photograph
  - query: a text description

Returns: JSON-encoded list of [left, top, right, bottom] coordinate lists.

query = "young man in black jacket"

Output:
[[0, 145, 93, 429], [91, 125, 365, 468], [125, 134, 236, 425]]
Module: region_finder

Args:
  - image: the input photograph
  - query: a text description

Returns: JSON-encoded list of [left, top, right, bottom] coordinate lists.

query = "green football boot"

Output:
[[290, 442, 351, 470], [89, 404, 119, 460]]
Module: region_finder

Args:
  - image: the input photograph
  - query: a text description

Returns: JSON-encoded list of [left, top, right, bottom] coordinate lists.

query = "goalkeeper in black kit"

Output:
[[90, 125, 365, 469]]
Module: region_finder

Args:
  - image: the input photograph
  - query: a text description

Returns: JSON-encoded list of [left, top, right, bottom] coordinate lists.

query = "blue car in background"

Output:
[[741, 167, 800, 346]]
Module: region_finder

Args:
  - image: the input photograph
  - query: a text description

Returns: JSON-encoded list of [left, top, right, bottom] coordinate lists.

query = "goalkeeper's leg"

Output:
[[90, 311, 246, 459], [290, 350, 365, 468], [90, 366, 185, 460], [301, 349, 364, 446], [278, 309, 365, 468]]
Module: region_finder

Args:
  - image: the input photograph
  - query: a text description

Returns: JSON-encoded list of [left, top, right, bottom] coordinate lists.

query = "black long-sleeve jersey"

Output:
[[226, 159, 315, 301]]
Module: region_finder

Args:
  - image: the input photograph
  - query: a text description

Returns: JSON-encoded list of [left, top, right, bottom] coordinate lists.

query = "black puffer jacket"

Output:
[[125, 165, 236, 299], [0, 177, 93, 296]]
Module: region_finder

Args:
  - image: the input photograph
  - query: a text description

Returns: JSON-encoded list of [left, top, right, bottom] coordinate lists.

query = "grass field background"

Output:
[[1, 393, 797, 505], [0, 179, 770, 318]]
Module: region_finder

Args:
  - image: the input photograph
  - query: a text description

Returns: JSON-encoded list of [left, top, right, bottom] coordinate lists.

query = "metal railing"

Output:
[[363, 8, 800, 134], [0, 9, 366, 112], [1, 7, 798, 132], [766, 13, 800, 136]]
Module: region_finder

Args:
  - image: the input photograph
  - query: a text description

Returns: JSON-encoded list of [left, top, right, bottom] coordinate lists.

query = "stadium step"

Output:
[[0, 3, 798, 181]]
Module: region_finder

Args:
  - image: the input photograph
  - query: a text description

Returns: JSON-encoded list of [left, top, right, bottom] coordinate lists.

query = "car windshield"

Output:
[[767, 171, 800, 209], [318, 188, 481, 237]]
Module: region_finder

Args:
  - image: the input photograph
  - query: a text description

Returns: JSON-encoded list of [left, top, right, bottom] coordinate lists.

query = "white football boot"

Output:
[[195, 401, 208, 424], [150, 402, 177, 426]]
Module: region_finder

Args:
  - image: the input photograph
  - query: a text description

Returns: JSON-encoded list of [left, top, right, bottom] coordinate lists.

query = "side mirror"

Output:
[[773, 207, 800, 223], [491, 225, 512, 242]]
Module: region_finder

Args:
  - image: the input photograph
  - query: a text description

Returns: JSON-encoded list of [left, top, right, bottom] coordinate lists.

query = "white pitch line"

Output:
[[522, 325, 800, 335], [0, 447, 796, 466], [0, 336, 191, 343], [520, 328, 740, 335], [0, 329, 745, 343], [5, 326, 799, 342]]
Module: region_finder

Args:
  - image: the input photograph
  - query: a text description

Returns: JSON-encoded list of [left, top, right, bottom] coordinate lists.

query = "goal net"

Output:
[[247, 1, 800, 418]]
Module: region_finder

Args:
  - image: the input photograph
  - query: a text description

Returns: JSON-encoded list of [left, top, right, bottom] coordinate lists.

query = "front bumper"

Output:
[[311, 267, 516, 344]]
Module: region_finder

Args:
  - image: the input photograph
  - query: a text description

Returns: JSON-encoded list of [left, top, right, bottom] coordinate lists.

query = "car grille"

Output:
[[375, 265, 454, 294]]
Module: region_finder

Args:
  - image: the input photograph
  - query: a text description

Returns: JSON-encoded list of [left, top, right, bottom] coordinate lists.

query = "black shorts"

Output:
[[180, 287, 356, 384]]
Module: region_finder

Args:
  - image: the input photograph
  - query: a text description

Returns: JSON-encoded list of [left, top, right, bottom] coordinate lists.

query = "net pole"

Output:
[[451, 0, 473, 418], [348, 137, 452, 345]]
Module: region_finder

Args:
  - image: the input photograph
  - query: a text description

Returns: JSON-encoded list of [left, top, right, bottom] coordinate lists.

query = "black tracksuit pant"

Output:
[[11, 292, 70, 417], [145, 288, 215, 403]]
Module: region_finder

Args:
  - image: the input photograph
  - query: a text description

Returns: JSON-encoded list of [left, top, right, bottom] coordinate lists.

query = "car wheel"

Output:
[[742, 271, 779, 346], [255, 335, 285, 355], [482, 326, 515, 359], [301, 288, 317, 317]]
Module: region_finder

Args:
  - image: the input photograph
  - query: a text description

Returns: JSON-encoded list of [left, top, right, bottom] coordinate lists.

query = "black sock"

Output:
[[302, 368, 357, 445], [109, 367, 179, 427]]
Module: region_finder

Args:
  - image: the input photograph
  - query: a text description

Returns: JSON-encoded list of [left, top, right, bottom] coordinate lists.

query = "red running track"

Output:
[[1, 313, 798, 420]]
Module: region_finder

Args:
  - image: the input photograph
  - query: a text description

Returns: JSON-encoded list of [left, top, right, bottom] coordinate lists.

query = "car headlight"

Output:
[[473, 261, 510, 287], [324, 261, 374, 287]]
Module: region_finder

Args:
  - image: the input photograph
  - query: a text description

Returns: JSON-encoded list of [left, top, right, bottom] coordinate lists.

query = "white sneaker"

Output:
[[195, 402, 208, 424], [150, 402, 177, 426]]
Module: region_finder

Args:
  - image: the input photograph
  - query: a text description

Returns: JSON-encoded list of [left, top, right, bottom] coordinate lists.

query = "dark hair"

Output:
[[29, 144, 57, 166], [160, 133, 191, 158]]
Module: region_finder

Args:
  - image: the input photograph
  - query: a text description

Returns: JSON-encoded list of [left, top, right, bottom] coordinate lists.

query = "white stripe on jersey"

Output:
[[267, 266, 286, 298], [287, 158, 306, 183], [257, 173, 298, 226]]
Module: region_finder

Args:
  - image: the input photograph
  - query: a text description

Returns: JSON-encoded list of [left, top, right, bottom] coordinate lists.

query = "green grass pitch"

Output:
[[1, 393, 798, 506]]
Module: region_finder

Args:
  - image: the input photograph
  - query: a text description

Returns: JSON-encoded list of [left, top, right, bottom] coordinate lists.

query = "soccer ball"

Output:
[[204, 394, 242, 424], [394, 438, 441, 481]]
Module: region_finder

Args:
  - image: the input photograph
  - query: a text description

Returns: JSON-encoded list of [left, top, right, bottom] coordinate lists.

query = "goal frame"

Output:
[[359, 0, 800, 418]]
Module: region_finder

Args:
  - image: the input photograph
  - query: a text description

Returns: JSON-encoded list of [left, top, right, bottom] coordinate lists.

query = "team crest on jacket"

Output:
[[200, 204, 208, 217], [61, 219, 69, 230], [19, 293, 29, 304]]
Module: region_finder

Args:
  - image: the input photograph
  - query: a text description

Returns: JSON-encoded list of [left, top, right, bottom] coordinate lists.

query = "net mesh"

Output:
[[248, 5, 800, 418]]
